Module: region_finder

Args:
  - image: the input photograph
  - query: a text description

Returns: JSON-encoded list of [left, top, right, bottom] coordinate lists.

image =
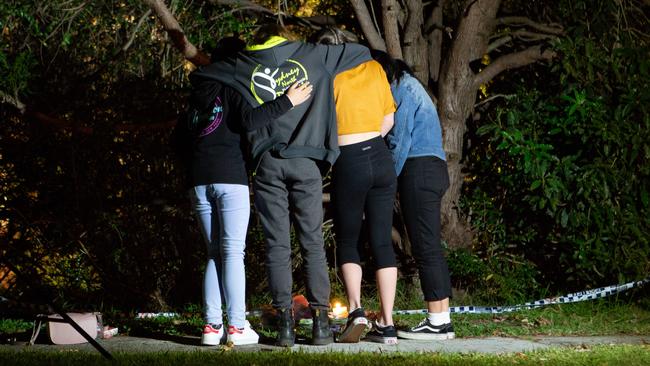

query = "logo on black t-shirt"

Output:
[[190, 96, 223, 137]]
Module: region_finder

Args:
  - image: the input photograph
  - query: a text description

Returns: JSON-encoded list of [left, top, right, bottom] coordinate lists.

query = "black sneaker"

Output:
[[338, 307, 368, 343], [365, 321, 398, 345], [397, 318, 455, 340]]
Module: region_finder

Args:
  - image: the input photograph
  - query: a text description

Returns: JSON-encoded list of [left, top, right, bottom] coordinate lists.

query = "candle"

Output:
[[331, 302, 348, 319]]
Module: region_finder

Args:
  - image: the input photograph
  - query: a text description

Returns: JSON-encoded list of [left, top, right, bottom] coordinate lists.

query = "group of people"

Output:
[[172, 24, 453, 347]]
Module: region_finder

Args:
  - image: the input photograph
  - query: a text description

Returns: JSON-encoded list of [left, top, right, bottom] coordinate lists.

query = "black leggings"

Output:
[[332, 136, 397, 269]]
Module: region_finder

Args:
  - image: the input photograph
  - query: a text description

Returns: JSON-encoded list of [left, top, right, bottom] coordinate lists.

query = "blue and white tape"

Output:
[[135, 276, 650, 319], [394, 276, 650, 315]]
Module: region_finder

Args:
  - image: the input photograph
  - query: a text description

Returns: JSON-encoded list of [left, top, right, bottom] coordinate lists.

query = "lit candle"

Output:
[[331, 302, 348, 319]]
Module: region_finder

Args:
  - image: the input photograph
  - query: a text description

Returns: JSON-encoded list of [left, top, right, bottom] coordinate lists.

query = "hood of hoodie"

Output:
[[237, 40, 310, 105], [191, 39, 372, 169]]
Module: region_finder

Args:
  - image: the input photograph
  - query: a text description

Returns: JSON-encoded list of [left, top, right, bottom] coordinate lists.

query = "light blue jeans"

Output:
[[190, 183, 250, 328]]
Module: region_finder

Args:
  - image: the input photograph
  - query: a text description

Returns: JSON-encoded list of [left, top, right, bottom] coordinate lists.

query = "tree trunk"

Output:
[[350, 0, 387, 51], [382, 0, 404, 58], [425, 1, 445, 84], [143, 0, 560, 252], [402, 0, 429, 84], [437, 0, 501, 248]]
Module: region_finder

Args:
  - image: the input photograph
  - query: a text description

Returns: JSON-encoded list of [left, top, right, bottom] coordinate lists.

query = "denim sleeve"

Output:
[[386, 83, 416, 175]]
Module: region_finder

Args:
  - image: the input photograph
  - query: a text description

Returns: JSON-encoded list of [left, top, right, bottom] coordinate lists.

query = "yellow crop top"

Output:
[[333, 60, 396, 135]]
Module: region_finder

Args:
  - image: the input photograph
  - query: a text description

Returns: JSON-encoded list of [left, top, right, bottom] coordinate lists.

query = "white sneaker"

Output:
[[227, 320, 259, 346], [201, 323, 223, 346]]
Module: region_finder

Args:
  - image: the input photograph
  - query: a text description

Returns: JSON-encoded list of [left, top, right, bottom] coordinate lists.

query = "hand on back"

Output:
[[286, 81, 313, 107]]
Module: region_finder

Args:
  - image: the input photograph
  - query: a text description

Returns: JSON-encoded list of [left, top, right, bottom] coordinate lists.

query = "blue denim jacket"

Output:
[[386, 73, 446, 175]]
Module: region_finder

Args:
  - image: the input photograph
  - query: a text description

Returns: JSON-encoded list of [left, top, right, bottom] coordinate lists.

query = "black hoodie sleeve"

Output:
[[225, 86, 294, 131], [190, 59, 236, 87], [318, 43, 372, 76]]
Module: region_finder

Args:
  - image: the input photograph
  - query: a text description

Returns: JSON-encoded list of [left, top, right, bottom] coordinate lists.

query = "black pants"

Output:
[[332, 137, 397, 269], [399, 156, 452, 301]]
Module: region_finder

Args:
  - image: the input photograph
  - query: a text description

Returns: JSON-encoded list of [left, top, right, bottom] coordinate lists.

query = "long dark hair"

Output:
[[251, 23, 296, 45], [210, 36, 245, 63], [370, 49, 414, 85], [311, 27, 358, 45]]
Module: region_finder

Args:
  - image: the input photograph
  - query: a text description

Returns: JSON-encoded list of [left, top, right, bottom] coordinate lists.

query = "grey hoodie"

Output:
[[191, 38, 371, 169]]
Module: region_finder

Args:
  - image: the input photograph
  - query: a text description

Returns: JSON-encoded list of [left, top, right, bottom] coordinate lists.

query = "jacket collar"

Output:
[[245, 36, 288, 51]]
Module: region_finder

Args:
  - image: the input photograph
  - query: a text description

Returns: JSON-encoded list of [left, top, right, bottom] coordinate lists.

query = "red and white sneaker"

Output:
[[201, 323, 223, 346], [227, 320, 259, 346]]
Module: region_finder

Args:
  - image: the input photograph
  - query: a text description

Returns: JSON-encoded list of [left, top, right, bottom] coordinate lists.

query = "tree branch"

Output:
[[403, 0, 427, 82], [382, 0, 403, 59], [487, 35, 513, 52], [209, 0, 330, 30], [43, 2, 88, 44], [142, 0, 210, 66], [23, 109, 177, 135], [123, 9, 152, 52], [474, 45, 556, 88], [487, 30, 556, 52], [1, 89, 176, 134], [497, 16, 563, 35], [0, 91, 26, 114], [210, 0, 274, 15], [368, 0, 383, 38], [473, 93, 514, 108], [426, 0, 446, 82], [350, 0, 387, 51]]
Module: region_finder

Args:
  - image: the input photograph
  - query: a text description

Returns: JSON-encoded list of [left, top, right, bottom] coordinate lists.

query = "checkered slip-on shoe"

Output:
[[365, 321, 398, 345], [397, 318, 455, 340]]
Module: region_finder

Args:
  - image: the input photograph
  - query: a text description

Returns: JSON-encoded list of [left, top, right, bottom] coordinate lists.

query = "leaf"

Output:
[[476, 124, 495, 136], [61, 33, 72, 47], [530, 180, 542, 190], [561, 209, 569, 228]]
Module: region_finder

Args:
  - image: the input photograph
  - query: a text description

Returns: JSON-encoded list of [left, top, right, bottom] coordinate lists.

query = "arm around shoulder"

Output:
[[236, 81, 313, 132]]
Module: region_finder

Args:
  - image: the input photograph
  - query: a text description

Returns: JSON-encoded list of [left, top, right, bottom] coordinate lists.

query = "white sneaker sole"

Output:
[[201, 334, 221, 346], [228, 336, 259, 346], [397, 330, 455, 340], [366, 335, 398, 345], [338, 318, 369, 343]]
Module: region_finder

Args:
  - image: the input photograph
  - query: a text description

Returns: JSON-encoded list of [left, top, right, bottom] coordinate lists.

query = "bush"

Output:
[[464, 20, 650, 292]]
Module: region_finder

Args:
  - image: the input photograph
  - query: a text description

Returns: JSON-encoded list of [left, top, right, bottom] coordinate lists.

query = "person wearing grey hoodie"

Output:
[[192, 24, 371, 347]]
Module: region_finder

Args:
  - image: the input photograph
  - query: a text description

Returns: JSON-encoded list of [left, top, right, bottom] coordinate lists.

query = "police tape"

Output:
[[394, 275, 650, 315], [134, 276, 650, 319]]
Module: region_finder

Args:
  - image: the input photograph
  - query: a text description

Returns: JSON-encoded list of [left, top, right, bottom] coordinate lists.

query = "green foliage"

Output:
[[0, 51, 36, 96], [0, 319, 32, 335], [0, 0, 256, 309], [464, 0, 650, 292], [2, 0, 649, 312], [447, 248, 540, 304]]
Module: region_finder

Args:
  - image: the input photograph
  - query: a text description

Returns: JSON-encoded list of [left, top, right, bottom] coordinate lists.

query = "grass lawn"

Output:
[[1, 345, 650, 365], [100, 297, 649, 340], [404, 299, 650, 338], [4, 297, 647, 341], [2, 296, 649, 365]]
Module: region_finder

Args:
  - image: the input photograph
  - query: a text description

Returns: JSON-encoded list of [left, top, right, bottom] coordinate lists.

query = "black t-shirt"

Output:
[[172, 84, 293, 188]]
